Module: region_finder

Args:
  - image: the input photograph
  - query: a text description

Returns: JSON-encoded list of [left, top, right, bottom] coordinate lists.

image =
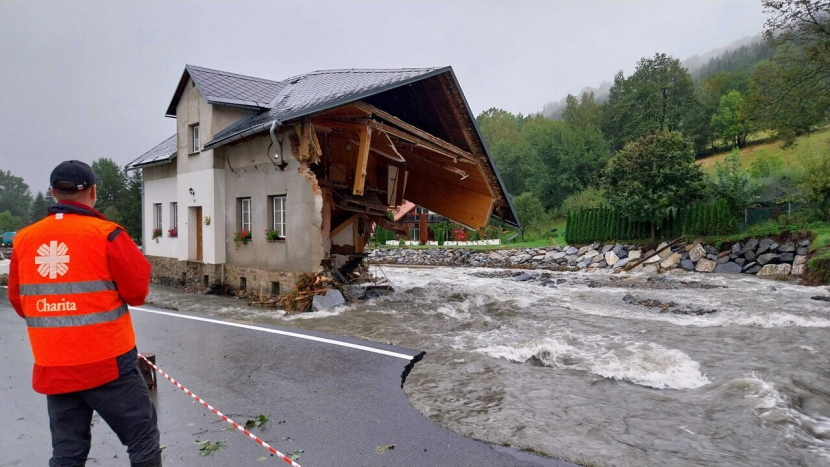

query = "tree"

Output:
[[519, 117, 611, 211], [748, 150, 786, 178], [512, 192, 546, 230], [118, 169, 143, 240], [562, 92, 603, 129], [711, 91, 754, 148], [603, 131, 706, 239], [91, 158, 126, 223], [0, 169, 32, 227], [29, 191, 50, 223], [603, 54, 697, 150], [796, 144, 830, 219], [561, 187, 605, 213], [0, 211, 19, 232]]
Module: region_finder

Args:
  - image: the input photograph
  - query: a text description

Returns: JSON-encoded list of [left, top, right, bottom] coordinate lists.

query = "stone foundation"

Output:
[[146, 255, 299, 299]]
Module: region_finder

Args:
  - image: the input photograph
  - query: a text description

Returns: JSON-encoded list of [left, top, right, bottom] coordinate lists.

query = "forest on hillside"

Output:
[[479, 0, 830, 240]]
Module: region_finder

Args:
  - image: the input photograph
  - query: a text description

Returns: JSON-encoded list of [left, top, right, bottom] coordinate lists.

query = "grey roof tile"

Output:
[[206, 67, 442, 149], [126, 134, 177, 169]]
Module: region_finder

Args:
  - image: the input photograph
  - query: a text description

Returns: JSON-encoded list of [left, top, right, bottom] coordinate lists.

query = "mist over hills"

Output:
[[540, 33, 768, 120]]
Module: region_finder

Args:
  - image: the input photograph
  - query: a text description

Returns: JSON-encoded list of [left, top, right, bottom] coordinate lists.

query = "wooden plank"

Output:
[[330, 213, 360, 238], [353, 102, 477, 163], [353, 127, 371, 195], [299, 120, 310, 161], [309, 123, 322, 164]]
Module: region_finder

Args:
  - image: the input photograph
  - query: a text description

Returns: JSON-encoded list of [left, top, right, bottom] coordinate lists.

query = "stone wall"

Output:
[[146, 256, 297, 299], [367, 237, 811, 278]]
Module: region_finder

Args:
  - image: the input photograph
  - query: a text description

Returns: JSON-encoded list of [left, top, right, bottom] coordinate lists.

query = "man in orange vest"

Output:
[[7, 161, 161, 467]]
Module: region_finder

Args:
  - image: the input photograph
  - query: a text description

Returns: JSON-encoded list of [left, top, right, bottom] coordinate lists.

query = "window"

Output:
[[239, 197, 252, 232], [153, 204, 162, 229], [191, 124, 200, 153], [170, 202, 178, 229], [272, 196, 286, 238], [409, 226, 419, 241]]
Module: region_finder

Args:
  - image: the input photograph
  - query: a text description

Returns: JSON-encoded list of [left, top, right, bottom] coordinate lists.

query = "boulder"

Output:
[[488, 252, 502, 261], [717, 250, 731, 259], [644, 253, 662, 264], [757, 239, 772, 255], [742, 261, 757, 271], [577, 261, 586, 269], [745, 265, 762, 274], [605, 250, 619, 266], [681, 259, 695, 271], [792, 255, 808, 275], [613, 257, 631, 269], [312, 289, 346, 311], [660, 252, 682, 270], [797, 247, 809, 256], [514, 273, 532, 281], [799, 239, 811, 247], [778, 252, 794, 263], [744, 250, 757, 262], [577, 246, 590, 256], [769, 242, 780, 253], [778, 242, 796, 253], [695, 258, 717, 273], [546, 251, 567, 261], [642, 264, 659, 273], [757, 253, 779, 265], [628, 250, 642, 260], [689, 244, 707, 263], [716, 256, 730, 265], [743, 238, 759, 252], [714, 262, 743, 274], [566, 246, 579, 255], [731, 242, 743, 255], [757, 264, 792, 276], [612, 244, 626, 258], [706, 254, 718, 261], [735, 258, 747, 266], [601, 244, 614, 254], [704, 245, 718, 255], [594, 260, 608, 268]]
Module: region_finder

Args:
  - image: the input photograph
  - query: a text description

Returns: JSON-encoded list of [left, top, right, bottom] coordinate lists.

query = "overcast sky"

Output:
[[0, 0, 768, 191]]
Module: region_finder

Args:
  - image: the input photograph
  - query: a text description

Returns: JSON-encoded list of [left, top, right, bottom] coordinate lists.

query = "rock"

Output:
[[546, 251, 567, 261], [601, 244, 614, 254], [513, 273, 532, 281], [757, 239, 772, 255], [660, 252, 682, 270], [757, 253, 780, 265], [744, 250, 757, 262], [566, 255, 579, 265], [745, 265, 762, 274], [757, 264, 792, 276], [743, 238, 759, 252], [689, 244, 707, 262], [594, 260, 608, 268], [799, 239, 811, 247], [579, 249, 599, 261], [605, 250, 619, 266], [792, 255, 808, 275], [642, 264, 659, 273], [769, 242, 780, 253], [613, 257, 631, 269], [681, 252, 690, 260], [778, 242, 796, 253], [532, 255, 546, 261], [742, 261, 757, 271], [810, 296, 830, 302], [577, 262, 586, 269], [514, 254, 532, 263], [312, 289, 346, 311], [681, 259, 695, 271], [577, 246, 590, 256], [779, 252, 794, 263], [566, 246, 579, 255], [717, 250, 731, 259], [716, 256, 730, 265], [695, 258, 716, 273], [731, 242, 743, 255], [622, 294, 637, 303], [628, 250, 642, 260], [644, 254, 662, 264], [612, 244, 625, 257], [797, 247, 809, 256], [735, 258, 747, 266], [706, 254, 718, 261], [714, 262, 743, 274], [704, 245, 718, 255], [488, 252, 502, 261]]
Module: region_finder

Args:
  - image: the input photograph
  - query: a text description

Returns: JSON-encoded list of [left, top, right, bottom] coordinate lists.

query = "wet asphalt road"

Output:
[[0, 297, 574, 467]]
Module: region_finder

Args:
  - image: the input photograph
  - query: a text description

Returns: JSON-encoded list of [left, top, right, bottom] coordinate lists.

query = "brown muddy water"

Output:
[[144, 267, 830, 467]]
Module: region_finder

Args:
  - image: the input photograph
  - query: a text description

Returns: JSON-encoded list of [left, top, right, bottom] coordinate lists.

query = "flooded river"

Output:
[[145, 267, 830, 466]]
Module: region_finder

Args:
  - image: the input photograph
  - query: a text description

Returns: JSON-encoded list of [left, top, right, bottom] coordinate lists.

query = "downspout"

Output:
[[140, 181, 145, 251], [270, 121, 287, 171]]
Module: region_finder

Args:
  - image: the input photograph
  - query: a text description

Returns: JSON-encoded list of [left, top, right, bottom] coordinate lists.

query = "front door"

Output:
[[195, 207, 203, 261]]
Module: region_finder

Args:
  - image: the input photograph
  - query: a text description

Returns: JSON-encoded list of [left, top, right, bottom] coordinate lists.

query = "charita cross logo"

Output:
[[35, 241, 70, 279]]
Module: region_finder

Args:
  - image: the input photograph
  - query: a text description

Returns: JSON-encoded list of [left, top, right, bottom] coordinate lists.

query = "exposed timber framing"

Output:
[[353, 126, 372, 195], [330, 213, 361, 238]]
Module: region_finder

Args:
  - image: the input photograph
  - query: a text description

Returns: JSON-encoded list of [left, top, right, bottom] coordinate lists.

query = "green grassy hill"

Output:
[[696, 128, 830, 173]]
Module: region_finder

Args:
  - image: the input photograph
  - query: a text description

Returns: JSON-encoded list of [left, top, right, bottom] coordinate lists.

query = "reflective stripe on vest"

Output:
[[25, 303, 129, 329], [18, 280, 117, 296]]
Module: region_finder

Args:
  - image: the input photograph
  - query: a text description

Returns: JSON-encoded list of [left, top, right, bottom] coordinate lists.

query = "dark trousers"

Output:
[[46, 362, 160, 466]]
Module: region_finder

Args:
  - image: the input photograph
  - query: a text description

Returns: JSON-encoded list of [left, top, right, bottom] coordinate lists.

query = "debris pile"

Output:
[[274, 273, 338, 313]]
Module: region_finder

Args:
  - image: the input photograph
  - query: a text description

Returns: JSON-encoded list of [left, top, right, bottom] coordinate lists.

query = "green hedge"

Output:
[[565, 200, 739, 244]]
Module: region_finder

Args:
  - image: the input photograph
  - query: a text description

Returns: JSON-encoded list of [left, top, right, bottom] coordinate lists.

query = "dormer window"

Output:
[[191, 124, 200, 153]]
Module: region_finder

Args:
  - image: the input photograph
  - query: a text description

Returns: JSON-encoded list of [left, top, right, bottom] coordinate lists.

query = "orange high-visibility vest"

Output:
[[15, 212, 135, 368]]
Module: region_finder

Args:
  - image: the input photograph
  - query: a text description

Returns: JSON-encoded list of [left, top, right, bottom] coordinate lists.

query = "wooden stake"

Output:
[[353, 127, 371, 195]]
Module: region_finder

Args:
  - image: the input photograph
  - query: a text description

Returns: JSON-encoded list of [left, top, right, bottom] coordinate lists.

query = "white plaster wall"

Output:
[[142, 176, 178, 258], [176, 169, 225, 264]]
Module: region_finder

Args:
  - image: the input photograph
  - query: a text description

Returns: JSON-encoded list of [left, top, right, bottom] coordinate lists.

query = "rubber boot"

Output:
[[131, 453, 162, 467]]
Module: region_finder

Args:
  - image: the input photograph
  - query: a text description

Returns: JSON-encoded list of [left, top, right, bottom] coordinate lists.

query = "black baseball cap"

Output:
[[50, 160, 99, 192]]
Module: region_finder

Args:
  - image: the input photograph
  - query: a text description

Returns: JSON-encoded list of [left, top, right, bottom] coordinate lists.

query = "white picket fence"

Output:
[[385, 239, 501, 246]]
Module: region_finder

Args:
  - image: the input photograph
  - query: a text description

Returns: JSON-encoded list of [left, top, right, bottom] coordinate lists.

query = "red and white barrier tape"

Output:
[[138, 353, 301, 466]]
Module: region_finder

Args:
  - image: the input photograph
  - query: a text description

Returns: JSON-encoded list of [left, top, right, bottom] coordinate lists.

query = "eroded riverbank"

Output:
[[145, 267, 830, 466]]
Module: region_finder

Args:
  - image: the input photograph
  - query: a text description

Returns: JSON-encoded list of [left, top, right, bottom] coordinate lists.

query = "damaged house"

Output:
[[127, 64, 519, 296]]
